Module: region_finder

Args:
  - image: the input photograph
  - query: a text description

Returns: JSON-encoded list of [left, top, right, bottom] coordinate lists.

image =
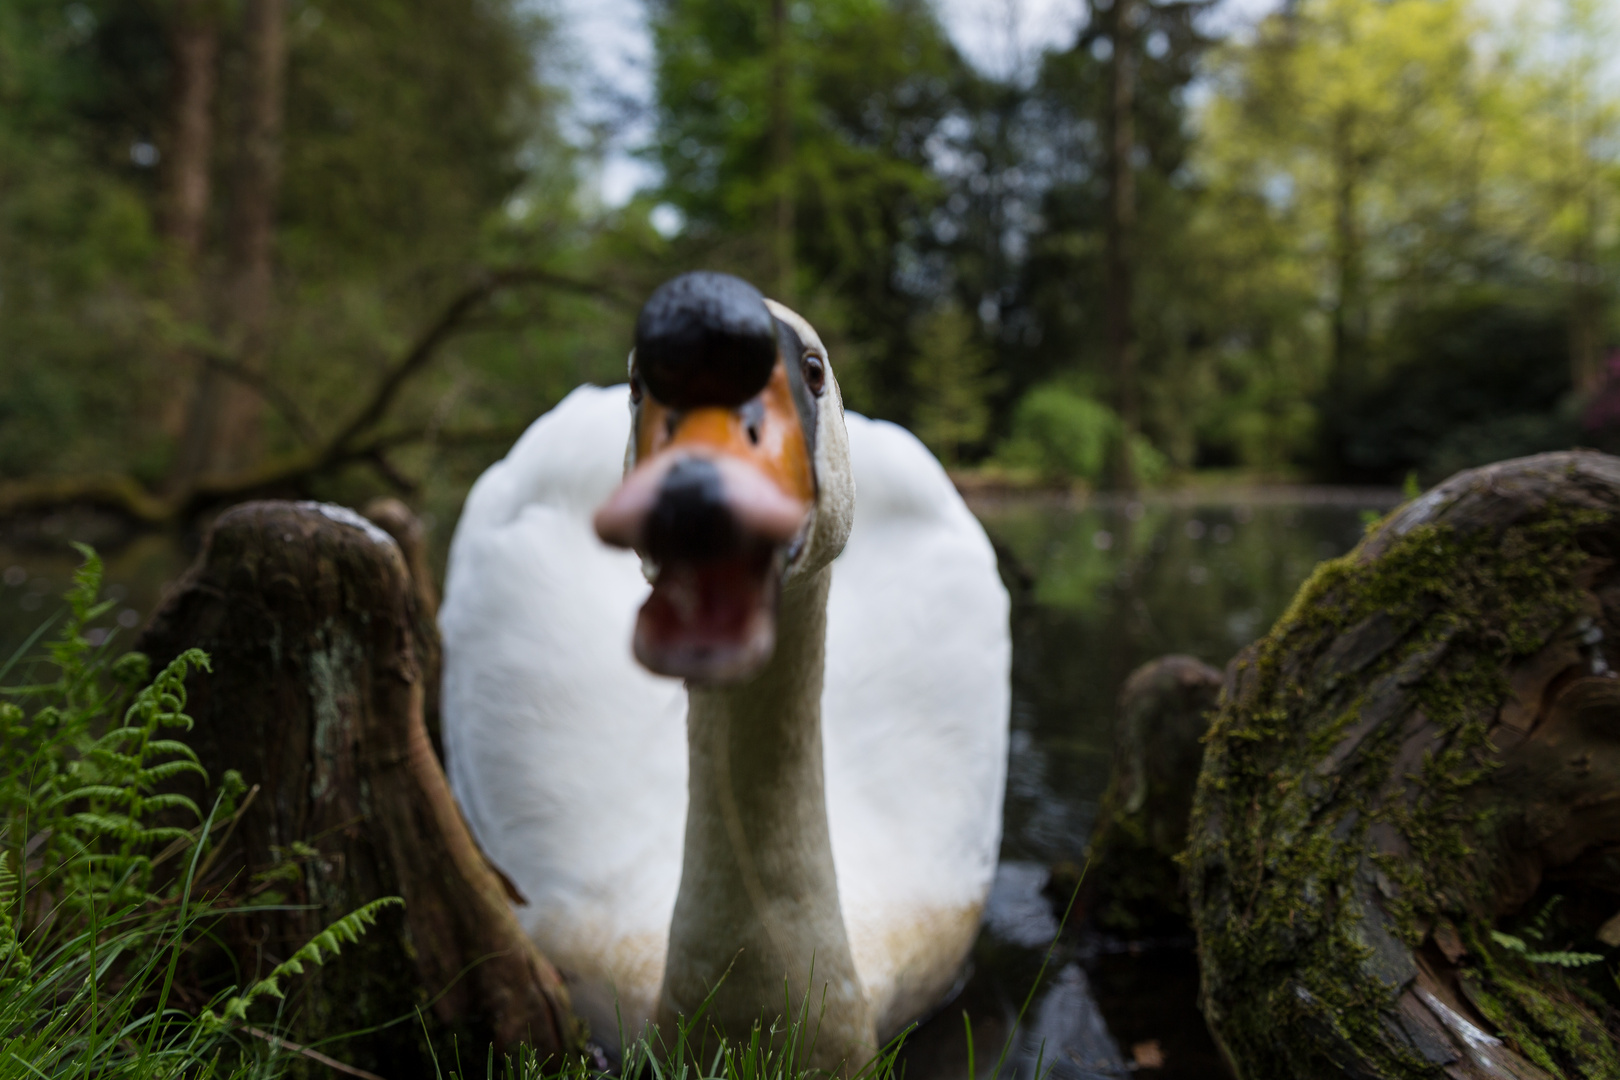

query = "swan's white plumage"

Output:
[[440, 382, 1010, 1040]]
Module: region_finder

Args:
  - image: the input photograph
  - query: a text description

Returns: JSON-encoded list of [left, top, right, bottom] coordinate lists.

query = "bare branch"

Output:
[[323, 266, 632, 462], [201, 351, 320, 444], [0, 265, 623, 529]]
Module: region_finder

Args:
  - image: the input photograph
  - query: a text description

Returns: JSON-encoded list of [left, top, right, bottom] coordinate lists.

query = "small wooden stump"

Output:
[[139, 500, 578, 1077], [1187, 452, 1620, 1080], [1079, 654, 1222, 935]]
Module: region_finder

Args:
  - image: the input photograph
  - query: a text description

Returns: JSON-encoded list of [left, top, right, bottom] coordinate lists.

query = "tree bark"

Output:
[[362, 495, 444, 759], [1329, 107, 1364, 394], [1570, 185, 1603, 399], [175, 0, 286, 483], [1079, 655, 1222, 936], [158, 0, 220, 445], [768, 0, 794, 302], [1187, 451, 1620, 1080], [137, 501, 579, 1076], [1105, 0, 1138, 492], [161, 0, 218, 262]]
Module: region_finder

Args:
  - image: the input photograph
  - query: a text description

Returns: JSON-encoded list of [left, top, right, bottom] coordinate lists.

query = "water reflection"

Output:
[[985, 496, 1383, 869]]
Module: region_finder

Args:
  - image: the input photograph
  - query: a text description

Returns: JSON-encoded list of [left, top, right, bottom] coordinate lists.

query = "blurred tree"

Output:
[[646, 0, 963, 420], [1196, 0, 1617, 479], [909, 302, 997, 465], [979, 0, 1211, 476], [0, 0, 586, 514], [1503, 0, 1620, 398], [1201, 0, 1489, 397]]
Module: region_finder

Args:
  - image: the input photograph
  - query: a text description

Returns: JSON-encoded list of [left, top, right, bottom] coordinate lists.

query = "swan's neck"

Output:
[[659, 563, 875, 1068]]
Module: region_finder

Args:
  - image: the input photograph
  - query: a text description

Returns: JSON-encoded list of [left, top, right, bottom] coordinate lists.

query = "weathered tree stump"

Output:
[[139, 500, 578, 1076], [1187, 451, 1620, 1079], [1078, 655, 1222, 935]]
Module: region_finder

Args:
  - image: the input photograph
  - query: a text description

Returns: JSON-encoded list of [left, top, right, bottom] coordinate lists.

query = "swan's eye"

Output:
[[802, 353, 825, 397], [630, 374, 644, 405]]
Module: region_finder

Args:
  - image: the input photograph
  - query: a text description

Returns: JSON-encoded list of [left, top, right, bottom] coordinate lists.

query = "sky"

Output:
[[545, 0, 1531, 208]]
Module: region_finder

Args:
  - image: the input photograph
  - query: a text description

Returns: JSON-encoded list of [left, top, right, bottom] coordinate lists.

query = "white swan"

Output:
[[440, 274, 1010, 1067]]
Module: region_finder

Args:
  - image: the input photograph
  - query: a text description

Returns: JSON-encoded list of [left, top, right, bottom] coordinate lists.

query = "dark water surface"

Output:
[[0, 489, 1397, 1078], [902, 490, 1397, 1080]]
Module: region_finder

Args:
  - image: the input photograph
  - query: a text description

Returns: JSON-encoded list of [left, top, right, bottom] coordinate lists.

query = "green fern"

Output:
[[205, 896, 405, 1027], [1489, 929, 1604, 968], [0, 546, 384, 1076]]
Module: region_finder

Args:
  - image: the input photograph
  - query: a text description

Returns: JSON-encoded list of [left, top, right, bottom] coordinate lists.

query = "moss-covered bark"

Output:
[[139, 500, 579, 1077], [1081, 654, 1222, 935], [1187, 451, 1620, 1080]]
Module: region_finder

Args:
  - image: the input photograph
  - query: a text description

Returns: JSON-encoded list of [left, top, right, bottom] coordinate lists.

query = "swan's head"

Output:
[[594, 271, 854, 685]]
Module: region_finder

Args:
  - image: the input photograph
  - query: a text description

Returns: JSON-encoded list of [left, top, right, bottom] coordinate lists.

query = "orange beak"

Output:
[[593, 360, 814, 684]]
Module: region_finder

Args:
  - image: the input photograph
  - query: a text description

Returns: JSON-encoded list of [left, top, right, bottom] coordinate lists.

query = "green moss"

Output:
[[1186, 502, 1614, 1079]]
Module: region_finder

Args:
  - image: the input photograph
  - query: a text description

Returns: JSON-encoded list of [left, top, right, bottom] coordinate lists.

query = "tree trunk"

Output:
[[768, 0, 794, 302], [137, 501, 579, 1076], [158, 0, 219, 445], [1105, 0, 1138, 492], [1329, 108, 1363, 393], [1080, 655, 1222, 936], [1570, 186, 1603, 399], [1187, 451, 1620, 1080], [174, 0, 286, 483], [161, 0, 218, 262]]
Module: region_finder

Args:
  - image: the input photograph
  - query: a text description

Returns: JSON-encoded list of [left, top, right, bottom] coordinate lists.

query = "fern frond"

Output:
[[203, 897, 404, 1029], [127, 826, 195, 846], [1524, 950, 1604, 968], [135, 761, 208, 786], [68, 812, 141, 839], [141, 741, 201, 763], [134, 793, 201, 817], [47, 785, 129, 806]]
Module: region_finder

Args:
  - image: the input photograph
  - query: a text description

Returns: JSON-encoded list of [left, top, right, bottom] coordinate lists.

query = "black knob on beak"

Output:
[[634, 272, 777, 409]]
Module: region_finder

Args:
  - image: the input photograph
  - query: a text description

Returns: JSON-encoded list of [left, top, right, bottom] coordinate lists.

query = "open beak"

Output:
[[593, 362, 814, 684]]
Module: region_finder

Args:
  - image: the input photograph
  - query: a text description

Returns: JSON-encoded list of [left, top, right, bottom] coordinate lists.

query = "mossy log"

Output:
[[1186, 451, 1620, 1080], [1078, 655, 1222, 935], [138, 500, 579, 1076]]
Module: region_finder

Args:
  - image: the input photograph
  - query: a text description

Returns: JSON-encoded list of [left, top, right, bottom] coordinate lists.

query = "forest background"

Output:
[[2, 0, 1617, 542]]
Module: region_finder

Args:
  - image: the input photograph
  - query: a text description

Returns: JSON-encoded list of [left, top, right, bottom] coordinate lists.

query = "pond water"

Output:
[[907, 490, 1398, 1079], [0, 488, 1397, 1078]]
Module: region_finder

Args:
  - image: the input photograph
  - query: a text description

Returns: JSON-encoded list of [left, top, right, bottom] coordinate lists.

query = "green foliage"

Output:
[[205, 897, 405, 1028], [0, 548, 394, 1078], [1488, 897, 1605, 969], [648, 0, 963, 423], [909, 304, 999, 465], [994, 384, 1168, 486], [1319, 296, 1576, 482]]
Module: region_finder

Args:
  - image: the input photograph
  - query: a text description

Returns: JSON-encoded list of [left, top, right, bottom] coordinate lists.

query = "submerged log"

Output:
[[1079, 655, 1222, 935], [138, 500, 578, 1076], [1186, 451, 1620, 1080]]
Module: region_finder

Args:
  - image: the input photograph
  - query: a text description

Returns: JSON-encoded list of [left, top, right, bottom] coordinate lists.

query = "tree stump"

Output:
[[1187, 451, 1620, 1079], [138, 500, 578, 1076], [1078, 654, 1222, 935]]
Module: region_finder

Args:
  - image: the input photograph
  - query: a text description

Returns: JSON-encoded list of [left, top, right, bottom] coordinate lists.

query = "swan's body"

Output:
[[441, 288, 1010, 1063]]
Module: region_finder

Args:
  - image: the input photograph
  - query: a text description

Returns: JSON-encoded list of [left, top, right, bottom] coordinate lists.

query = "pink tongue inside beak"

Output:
[[593, 453, 809, 684], [634, 545, 778, 683]]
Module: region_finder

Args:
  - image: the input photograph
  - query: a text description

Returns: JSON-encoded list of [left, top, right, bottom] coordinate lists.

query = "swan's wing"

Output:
[[823, 414, 1012, 1034], [439, 384, 687, 1030]]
